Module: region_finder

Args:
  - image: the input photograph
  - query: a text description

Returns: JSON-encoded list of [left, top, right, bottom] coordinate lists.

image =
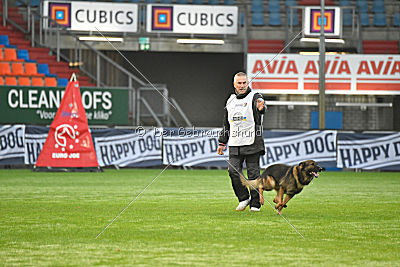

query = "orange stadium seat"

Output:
[[0, 76, 4, 85], [31, 77, 44, 86], [0, 62, 11, 75], [4, 48, 23, 62], [18, 76, 31, 86], [5, 76, 17, 85], [44, 77, 57, 87], [24, 63, 44, 77], [11, 62, 24, 75], [0, 49, 4, 61]]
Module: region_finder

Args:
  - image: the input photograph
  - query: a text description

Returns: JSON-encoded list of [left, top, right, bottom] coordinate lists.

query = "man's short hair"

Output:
[[234, 72, 247, 83]]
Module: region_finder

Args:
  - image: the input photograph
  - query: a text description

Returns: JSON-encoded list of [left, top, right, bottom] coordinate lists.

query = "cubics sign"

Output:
[[0, 86, 129, 125]]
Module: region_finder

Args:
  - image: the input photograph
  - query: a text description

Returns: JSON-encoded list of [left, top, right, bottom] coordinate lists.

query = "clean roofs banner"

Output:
[[146, 4, 238, 35], [43, 1, 138, 32]]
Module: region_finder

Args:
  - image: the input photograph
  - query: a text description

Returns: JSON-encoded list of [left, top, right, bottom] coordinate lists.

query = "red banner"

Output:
[[35, 80, 99, 168]]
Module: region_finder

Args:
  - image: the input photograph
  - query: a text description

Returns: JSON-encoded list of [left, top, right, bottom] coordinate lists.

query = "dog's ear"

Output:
[[299, 161, 305, 170]]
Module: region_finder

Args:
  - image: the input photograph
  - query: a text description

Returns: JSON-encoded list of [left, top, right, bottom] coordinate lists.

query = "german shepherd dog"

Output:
[[240, 160, 325, 214]]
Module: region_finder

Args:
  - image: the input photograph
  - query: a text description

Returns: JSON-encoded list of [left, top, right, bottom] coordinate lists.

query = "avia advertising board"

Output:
[[247, 54, 400, 95], [43, 0, 138, 32], [0, 86, 129, 125], [146, 4, 238, 35]]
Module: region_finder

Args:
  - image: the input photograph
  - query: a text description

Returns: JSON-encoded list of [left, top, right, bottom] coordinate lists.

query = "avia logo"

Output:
[[252, 56, 299, 75], [54, 124, 80, 152], [357, 57, 400, 75], [152, 6, 173, 31]]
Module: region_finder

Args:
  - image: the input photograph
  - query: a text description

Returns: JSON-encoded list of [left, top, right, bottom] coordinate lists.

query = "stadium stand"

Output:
[[0, 6, 95, 87], [223, 0, 235, 5], [372, 0, 385, 13], [374, 12, 387, 26], [363, 40, 399, 54], [394, 12, 400, 26], [356, 0, 369, 13], [251, 12, 265, 26], [267, 0, 281, 13], [248, 39, 284, 53], [269, 12, 282, 26], [251, 0, 263, 13]]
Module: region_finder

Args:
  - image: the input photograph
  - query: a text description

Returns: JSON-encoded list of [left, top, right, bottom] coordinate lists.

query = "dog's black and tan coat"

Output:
[[240, 160, 324, 214]]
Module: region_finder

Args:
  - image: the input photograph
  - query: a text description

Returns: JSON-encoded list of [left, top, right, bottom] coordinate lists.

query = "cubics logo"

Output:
[[310, 8, 335, 34], [151, 6, 173, 31], [49, 2, 71, 28]]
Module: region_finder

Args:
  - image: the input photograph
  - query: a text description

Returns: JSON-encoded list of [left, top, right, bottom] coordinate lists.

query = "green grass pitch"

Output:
[[0, 169, 399, 265]]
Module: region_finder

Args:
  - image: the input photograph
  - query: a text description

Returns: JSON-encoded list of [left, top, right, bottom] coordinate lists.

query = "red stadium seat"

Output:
[[11, 62, 24, 76], [4, 48, 23, 62], [25, 62, 44, 77], [5, 76, 17, 85], [0, 62, 11, 75], [31, 76, 44, 86], [18, 76, 31, 86], [44, 77, 57, 87]]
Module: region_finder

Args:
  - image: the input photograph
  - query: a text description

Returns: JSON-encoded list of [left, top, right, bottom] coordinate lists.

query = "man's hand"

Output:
[[217, 145, 225, 155], [257, 98, 265, 111]]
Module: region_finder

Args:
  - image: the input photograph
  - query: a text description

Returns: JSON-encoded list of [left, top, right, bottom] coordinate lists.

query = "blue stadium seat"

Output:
[[240, 12, 245, 26], [285, 0, 297, 6], [268, 0, 280, 13], [16, 0, 40, 6], [373, 12, 386, 26], [145, 0, 157, 3], [37, 64, 56, 77], [356, 0, 368, 13], [269, 12, 282, 26], [343, 9, 352, 26], [251, 0, 264, 13], [17, 49, 29, 60], [208, 0, 219, 4], [0, 35, 10, 46], [58, 78, 68, 87], [128, 0, 141, 2], [223, 0, 235, 5], [192, 0, 204, 4], [339, 0, 351, 6], [251, 12, 265, 26], [161, 0, 173, 3], [287, 9, 298, 26], [372, 0, 385, 13], [360, 12, 370, 26], [394, 13, 400, 27], [176, 0, 188, 3]]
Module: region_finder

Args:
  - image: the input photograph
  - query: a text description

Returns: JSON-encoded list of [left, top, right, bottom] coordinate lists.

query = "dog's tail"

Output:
[[239, 173, 260, 190]]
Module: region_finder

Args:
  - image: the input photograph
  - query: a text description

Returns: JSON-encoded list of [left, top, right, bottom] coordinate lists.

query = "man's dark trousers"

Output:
[[228, 152, 261, 209]]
